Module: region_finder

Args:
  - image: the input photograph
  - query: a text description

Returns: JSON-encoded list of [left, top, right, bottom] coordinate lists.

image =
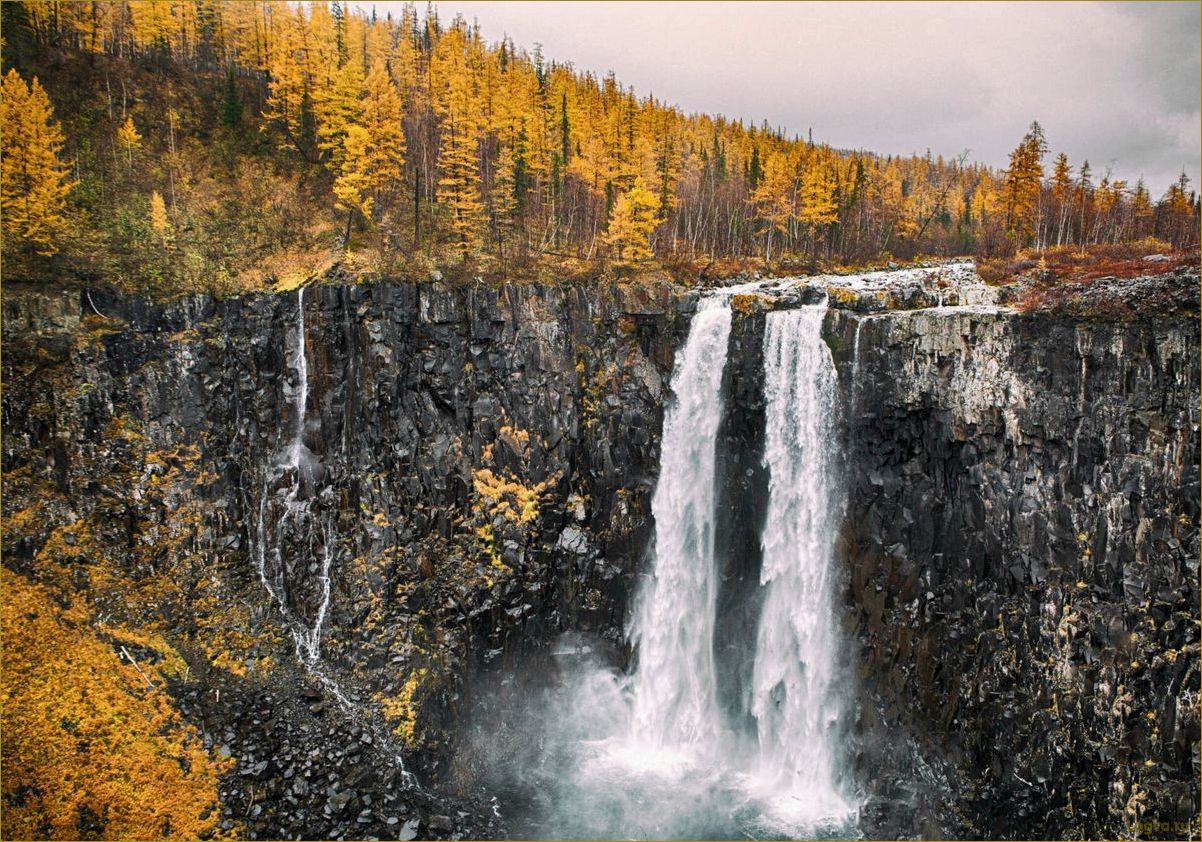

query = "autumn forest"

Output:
[[2, 0, 1200, 291]]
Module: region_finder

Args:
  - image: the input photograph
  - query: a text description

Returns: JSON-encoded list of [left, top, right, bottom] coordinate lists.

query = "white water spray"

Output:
[[475, 286, 861, 837]]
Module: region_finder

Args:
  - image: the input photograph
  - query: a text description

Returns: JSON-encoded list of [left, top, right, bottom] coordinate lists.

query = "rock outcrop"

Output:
[[824, 304, 1200, 839]]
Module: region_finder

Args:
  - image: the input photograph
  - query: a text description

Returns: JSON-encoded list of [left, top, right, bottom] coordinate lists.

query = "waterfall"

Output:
[[628, 296, 734, 752], [288, 285, 309, 472], [248, 286, 330, 663], [850, 317, 865, 386], [246, 285, 416, 786], [750, 304, 853, 829], [505, 287, 857, 838]]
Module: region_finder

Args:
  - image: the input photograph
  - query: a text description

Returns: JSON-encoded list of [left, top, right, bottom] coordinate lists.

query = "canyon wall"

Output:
[[824, 305, 1200, 839], [2, 272, 1198, 839], [2, 280, 691, 839]]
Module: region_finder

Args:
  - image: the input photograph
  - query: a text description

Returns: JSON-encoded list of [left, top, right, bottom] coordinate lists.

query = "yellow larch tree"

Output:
[[1001, 120, 1047, 247], [129, 0, 175, 53], [1131, 179, 1153, 239], [1049, 152, 1074, 245], [334, 124, 374, 245], [432, 20, 484, 253], [220, 1, 272, 72], [150, 189, 171, 240], [798, 157, 839, 249], [316, 58, 365, 166], [750, 148, 795, 262], [389, 4, 421, 100], [117, 114, 143, 171], [0, 69, 73, 258], [358, 58, 406, 212], [263, 11, 315, 158], [604, 176, 660, 261]]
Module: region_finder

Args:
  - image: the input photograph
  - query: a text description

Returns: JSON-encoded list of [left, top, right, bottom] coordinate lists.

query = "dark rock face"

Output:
[[1, 279, 692, 839], [712, 307, 770, 737], [824, 307, 1200, 839], [3, 275, 1197, 840]]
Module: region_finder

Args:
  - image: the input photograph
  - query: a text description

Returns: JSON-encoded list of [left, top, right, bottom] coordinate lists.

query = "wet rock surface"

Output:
[[2, 279, 691, 839]]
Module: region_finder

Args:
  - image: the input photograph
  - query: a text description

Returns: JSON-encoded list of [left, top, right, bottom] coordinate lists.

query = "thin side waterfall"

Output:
[[850, 317, 865, 385], [289, 285, 309, 471], [248, 286, 415, 785], [628, 295, 735, 752], [256, 285, 331, 663], [751, 304, 853, 829]]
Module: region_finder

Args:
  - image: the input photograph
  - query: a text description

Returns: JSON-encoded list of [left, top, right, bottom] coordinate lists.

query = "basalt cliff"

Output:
[[2, 264, 1197, 840]]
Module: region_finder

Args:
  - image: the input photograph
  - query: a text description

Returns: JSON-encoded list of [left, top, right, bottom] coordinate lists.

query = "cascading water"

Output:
[[750, 305, 854, 832], [627, 296, 734, 752], [251, 286, 332, 663], [479, 284, 857, 839]]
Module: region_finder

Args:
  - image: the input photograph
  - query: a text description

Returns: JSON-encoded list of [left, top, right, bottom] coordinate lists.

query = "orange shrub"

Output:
[[1, 569, 233, 840]]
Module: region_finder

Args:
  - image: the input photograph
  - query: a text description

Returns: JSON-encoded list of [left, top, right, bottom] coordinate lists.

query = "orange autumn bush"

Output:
[[0, 568, 233, 839]]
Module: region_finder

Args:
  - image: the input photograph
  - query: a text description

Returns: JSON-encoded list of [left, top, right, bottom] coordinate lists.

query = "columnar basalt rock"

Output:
[[823, 305, 1200, 839], [2, 279, 692, 840], [2, 268, 1197, 840]]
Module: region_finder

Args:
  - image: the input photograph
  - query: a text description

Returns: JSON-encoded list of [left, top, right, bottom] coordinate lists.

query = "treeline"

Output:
[[2, 0, 1198, 290]]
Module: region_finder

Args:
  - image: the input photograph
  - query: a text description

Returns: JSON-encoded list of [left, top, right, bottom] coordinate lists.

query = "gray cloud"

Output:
[[366, 1, 1199, 192]]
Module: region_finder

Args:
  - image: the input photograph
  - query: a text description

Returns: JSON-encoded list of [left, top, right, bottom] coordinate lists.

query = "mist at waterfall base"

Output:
[[465, 296, 860, 840]]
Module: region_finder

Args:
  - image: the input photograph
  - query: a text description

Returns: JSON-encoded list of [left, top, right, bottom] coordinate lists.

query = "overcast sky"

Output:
[[366, 1, 1200, 193]]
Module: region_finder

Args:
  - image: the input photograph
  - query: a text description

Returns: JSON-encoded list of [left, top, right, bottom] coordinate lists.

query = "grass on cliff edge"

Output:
[[977, 238, 1198, 286]]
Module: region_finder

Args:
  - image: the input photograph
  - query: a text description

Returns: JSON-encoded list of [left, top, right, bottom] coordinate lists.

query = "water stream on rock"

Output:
[[627, 294, 733, 751], [251, 285, 332, 663], [751, 306, 853, 829], [247, 286, 414, 784]]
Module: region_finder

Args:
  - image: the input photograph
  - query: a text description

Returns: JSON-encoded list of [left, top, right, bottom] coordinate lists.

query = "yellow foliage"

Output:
[[333, 124, 375, 221], [377, 668, 428, 748], [359, 59, 406, 204], [730, 293, 768, 315], [472, 467, 548, 525], [604, 177, 660, 262], [149, 189, 171, 237], [0, 69, 73, 257], [1, 569, 234, 840], [116, 115, 142, 164], [432, 21, 485, 253]]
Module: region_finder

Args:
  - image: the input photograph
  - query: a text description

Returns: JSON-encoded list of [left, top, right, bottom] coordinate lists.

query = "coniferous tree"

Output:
[[149, 189, 171, 239], [117, 114, 142, 171], [1, 69, 73, 258], [359, 58, 406, 212], [1001, 121, 1046, 247], [220, 65, 242, 129], [604, 177, 659, 261]]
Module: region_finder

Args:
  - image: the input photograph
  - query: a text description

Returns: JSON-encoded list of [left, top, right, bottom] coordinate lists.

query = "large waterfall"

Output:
[[628, 296, 733, 751], [751, 306, 852, 828], [504, 288, 856, 839]]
